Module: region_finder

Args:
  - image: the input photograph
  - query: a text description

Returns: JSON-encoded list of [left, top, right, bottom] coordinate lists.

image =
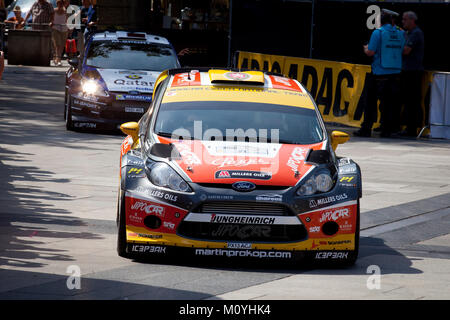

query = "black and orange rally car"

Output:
[[117, 68, 362, 266]]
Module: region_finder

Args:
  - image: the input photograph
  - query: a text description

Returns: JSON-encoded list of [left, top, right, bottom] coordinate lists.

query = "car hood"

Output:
[[156, 138, 326, 187], [96, 68, 160, 94]]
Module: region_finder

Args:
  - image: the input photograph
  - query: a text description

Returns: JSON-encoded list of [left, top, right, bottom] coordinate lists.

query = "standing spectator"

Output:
[[399, 11, 425, 137], [0, 0, 7, 51], [354, 9, 405, 138], [5, 6, 25, 30], [22, 0, 54, 31], [83, 0, 97, 39], [50, 0, 68, 66]]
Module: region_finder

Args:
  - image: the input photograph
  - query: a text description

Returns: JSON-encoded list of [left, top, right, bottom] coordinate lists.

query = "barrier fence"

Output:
[[235, 51, 434, 129]]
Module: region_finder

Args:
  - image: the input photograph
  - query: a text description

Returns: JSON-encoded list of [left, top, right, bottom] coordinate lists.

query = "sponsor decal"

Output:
[[211, 157, 272, 168], [128, 168, 143, 175], [195, 248, 292, 259], [232, 181, 256, 192], [309, 193, 348, 208], [124, 107, 144, 113], [128, 212, 143, 224], [203, 142, 280, 157], [116, 94, 152, 102], [137, 233, 163, 239], [319, 208, 350, 223], [287, 147, 308, 173], [339, 165, 357, 174], [163, 221, 175, 230], [131, 245, 166, 253], [114, 79, 153, 87], [311, 240, 327, 249], [327, 240, 351, 245], [200, 194, 234, 201], [74, 122, 96, 128], [130, 201, 165, 216], [227, 242, 252, 249], [224, 72, 251, 81], [211, 214, 275, 225], [211, 225, 271, 239], [126, 75, 142, 80], [339, 222, 353, 232], [132, 187, 179, 203], [173, 142, 201, 165], [315, 251, 350, 260], [255, 194, 282, 202], [339, 158, 351, 165], [73, 99, 98, 108], [309, 226, 320, 233], [340, 176, 354, 183], [76, 92, 100, 101], [215, 170, 272, 180]]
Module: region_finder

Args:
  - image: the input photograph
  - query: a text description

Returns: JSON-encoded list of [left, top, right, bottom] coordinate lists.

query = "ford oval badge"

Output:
[[232, 181, 256, 192]]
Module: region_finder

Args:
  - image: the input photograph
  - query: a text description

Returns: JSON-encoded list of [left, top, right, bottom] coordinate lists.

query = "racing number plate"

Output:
[[125, 107, 144, 113]]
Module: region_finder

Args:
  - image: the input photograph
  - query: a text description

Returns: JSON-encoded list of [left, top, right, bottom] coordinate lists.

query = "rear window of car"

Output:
[[153, 101, 324, 145], [85, 40, 179, 71]]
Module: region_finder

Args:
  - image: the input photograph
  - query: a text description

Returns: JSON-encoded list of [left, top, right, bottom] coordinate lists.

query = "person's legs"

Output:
[[402, 70, 423, 135], [354, 73, 377, 137], [377, 76, 392, 137], [52, 29, 59, 65]]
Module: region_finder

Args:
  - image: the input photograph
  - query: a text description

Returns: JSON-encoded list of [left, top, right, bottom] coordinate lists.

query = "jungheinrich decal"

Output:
[[210, 214, 276, 225], [215, 170, 272, 180]]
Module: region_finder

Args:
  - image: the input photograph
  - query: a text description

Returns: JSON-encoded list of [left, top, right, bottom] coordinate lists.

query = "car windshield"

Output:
[[85, 40, 179, 71], [153, 101, 324, 145]]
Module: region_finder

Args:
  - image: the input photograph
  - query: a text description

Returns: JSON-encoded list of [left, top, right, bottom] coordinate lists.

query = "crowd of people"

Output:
[[355, 9, 425, 138], [1, 0, 97, 67]]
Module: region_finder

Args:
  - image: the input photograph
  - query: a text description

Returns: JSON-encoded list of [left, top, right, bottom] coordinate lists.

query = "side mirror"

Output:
[[120, 122, 140, 146], [331, 131, 350, 151], [68, 57, 79, 68]]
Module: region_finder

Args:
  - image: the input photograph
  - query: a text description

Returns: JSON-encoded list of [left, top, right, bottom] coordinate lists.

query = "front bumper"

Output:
[[70, 94, 150, 130]]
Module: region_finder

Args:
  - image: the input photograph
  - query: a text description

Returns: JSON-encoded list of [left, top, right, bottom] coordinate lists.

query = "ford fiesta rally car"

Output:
[[117, 68, 362, 266], [64, 31, 180, 131]]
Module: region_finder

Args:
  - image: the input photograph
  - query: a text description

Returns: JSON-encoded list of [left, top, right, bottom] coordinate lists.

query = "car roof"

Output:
[[90, 31, 171, 45], [162, 68, 315, 110]]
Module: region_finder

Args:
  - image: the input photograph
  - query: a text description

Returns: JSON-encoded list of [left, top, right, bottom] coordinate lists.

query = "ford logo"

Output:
[[128, 90, 139, 95], [232, 181, 256, 192]]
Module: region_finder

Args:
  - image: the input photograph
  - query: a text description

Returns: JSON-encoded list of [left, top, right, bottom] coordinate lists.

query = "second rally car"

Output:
[[117, 68, 362, 266], [64, 31, 180, 131]]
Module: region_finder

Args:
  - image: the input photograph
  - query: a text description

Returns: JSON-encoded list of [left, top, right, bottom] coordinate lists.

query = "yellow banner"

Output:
[[237, 51, 432, 129]]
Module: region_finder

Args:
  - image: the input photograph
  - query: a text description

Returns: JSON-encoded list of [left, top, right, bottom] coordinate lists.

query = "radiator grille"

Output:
[[197, 202, 290, 216]]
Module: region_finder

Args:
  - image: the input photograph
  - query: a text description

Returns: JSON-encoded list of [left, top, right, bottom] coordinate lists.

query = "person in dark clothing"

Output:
[[399, 11, 425, 137], [354, 9, 405, 138], [0, 0, 7, 51]]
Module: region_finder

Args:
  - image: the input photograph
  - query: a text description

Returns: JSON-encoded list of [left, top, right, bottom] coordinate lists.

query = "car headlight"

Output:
[[146, 162, 192, 192], [297, 171, 334, 196], [81, 79, 109, 97]]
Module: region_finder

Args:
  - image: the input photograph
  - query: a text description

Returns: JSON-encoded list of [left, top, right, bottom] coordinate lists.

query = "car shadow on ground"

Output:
[[127, 235, 423, 277]]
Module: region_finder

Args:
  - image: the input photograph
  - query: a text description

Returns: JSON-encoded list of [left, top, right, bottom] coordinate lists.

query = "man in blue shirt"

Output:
[[355, 9, 405, 138]]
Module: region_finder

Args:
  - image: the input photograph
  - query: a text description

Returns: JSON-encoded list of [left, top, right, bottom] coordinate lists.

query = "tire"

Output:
[[117, 189, 132, 258], [65, 95, 74, 131]]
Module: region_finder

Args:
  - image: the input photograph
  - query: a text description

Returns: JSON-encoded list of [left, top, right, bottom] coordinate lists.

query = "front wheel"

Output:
[[65, 95, 74, 131], [117, 189, 132, 259]]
